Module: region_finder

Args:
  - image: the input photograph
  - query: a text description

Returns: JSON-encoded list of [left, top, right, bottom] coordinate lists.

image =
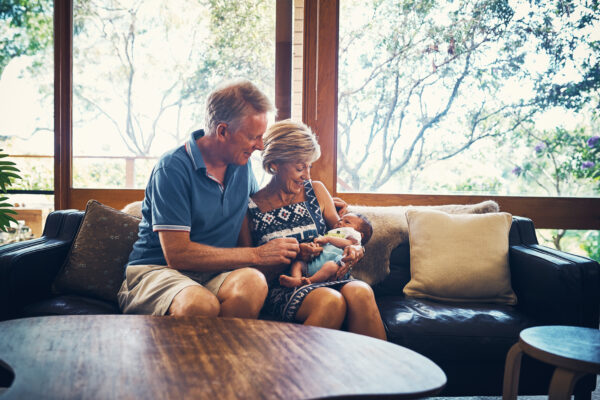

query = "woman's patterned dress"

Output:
[[247, 180, 352, 321]]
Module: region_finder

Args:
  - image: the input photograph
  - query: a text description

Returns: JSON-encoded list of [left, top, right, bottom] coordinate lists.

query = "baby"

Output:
[[279, 212, 373, 288]]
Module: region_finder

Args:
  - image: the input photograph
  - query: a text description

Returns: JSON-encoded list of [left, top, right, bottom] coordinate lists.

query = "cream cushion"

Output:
[[403, 209, 517, 305]]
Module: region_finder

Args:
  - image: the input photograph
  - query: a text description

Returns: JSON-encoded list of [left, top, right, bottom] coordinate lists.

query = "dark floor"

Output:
[[427, 381, 600, 400]]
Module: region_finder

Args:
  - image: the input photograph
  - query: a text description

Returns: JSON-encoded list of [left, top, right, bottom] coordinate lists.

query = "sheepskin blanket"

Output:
[[122, 201, 143, 218], [347, 200, 500, 285]]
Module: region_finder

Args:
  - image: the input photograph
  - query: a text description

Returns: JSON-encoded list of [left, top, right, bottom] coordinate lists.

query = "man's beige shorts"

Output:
[[117, 265, 232, 316]]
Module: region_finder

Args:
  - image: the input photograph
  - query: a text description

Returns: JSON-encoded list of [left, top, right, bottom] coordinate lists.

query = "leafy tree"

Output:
[[507, 118, 599, 255], [73, 0, 274, 158], [0, 0, 52, 76], [337, 0, 600, 192]]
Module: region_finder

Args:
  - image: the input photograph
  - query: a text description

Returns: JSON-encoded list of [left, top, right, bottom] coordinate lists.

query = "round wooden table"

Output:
[[0, 315, 446, 399], [503, 325, 600, 400]]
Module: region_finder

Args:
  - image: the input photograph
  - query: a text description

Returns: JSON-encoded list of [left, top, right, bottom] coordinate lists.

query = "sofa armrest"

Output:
[[0, 210, 84, 320], [509, 244, 600, 327]]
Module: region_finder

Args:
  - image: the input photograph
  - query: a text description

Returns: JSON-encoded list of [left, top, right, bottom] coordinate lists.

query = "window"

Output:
[[337, 0, 599, 198], [0, 0, 54, 240], [304, 0, 599, 262], [72, 0, 276, 190]]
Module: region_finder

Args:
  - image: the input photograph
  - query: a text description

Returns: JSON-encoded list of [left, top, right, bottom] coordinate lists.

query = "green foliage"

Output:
[[509, 122, 599, 196], [446, 177, 503, 194], [0, 0, 52, 76], [0, 149, 21, 232], [580, 230, 600, 262], [574, 133, 600, 188]]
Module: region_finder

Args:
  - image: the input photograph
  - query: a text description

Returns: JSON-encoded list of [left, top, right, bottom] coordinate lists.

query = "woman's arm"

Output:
[[237, 214, 253, 247], [311, 180, 340, 229]]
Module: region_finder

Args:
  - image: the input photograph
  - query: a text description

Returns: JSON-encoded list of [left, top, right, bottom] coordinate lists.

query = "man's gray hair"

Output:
[[205, 78, 275, 135]]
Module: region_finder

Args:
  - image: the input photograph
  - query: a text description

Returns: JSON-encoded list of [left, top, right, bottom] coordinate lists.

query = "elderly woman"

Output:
[[239, 119, 386, 340]]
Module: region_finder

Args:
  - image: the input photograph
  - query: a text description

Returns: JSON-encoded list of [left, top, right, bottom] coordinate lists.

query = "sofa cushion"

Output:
[[403, 209, 517, 305], [377, 297, 535, 362], [52, 200, 141, 303]]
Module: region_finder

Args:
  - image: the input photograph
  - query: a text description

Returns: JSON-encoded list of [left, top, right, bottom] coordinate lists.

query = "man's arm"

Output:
[[159, 231, 299, 272]]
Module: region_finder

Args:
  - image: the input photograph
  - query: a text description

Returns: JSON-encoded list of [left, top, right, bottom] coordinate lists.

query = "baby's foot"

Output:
[[279, 275, 305, 287], [301, 277, 312, 286]]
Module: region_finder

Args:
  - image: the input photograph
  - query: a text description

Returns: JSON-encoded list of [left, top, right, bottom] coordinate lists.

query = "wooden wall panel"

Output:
[[69, 189, 144, 211]]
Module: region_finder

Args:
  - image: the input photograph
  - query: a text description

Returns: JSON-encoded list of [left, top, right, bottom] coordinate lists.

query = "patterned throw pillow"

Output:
[[53, 200, 141, 303]]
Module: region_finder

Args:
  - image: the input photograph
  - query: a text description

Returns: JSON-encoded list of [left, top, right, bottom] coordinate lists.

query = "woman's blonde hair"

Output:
[[262, 119, 321, 174]]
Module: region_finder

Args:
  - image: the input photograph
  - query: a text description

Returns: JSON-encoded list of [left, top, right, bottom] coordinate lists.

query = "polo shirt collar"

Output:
[[185, 129, 207, 171]]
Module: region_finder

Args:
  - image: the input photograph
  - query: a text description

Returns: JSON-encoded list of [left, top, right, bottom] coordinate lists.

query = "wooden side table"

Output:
[[503, 325, 600, 400]]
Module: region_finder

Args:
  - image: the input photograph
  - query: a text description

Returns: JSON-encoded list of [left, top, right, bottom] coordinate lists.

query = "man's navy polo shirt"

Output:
[[127, 130, 259, 267]]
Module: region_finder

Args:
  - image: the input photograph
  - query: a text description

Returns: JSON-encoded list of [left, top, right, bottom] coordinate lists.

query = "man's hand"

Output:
[[336, 244, 364, 279], [255, 238, 300, 266], [298, 242, 323, 262]]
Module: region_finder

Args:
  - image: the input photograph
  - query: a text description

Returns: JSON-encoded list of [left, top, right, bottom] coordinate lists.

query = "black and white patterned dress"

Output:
[[248, 180, 353, 321]]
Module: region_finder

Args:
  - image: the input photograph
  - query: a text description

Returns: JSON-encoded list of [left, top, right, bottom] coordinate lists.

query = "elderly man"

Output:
[[118, 79, 300, 318]]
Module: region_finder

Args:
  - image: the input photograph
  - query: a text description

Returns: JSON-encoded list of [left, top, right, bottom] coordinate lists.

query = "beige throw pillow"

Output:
[[53, 200, 141, 303], [403, 209, 517, 305]]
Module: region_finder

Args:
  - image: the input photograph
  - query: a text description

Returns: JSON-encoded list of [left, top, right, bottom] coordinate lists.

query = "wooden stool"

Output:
[[503, 325, 600, 400]]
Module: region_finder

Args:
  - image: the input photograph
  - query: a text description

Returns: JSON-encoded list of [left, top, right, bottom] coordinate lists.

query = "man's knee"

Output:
[[220, 267, 268, 302], [168, 286, 220, 317]]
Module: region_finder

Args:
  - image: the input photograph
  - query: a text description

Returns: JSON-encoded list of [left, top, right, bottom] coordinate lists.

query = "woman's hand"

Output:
[[332, 197, 348, 216], [336, 244, 365, 279], [298, 242, 323, 262]]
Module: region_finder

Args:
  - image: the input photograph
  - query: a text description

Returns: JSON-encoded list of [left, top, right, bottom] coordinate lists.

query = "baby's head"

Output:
[[334, 213, 373, 245]]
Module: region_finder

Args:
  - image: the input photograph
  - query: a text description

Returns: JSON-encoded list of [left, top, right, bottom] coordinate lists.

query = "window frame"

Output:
[[302, 0, 600, 230]]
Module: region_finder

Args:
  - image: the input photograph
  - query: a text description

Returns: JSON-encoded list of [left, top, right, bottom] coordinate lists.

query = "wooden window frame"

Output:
[[55, 1, 599, 229], [302, 0, 599, 230]]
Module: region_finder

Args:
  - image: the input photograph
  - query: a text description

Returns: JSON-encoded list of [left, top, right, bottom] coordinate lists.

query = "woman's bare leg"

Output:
[[295, 287, 346, 329], [340, 281, 387, 340]]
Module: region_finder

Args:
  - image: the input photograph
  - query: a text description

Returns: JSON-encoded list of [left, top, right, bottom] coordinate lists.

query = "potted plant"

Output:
[[0, 149, 22, 232]]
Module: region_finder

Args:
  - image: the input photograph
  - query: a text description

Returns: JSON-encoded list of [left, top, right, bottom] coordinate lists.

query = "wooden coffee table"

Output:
[[503, 325, 600, 400], [0, 315, 446, 399]]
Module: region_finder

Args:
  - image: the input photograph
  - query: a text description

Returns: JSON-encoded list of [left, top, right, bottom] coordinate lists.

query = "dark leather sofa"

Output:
[[1, 209, 599, 398]]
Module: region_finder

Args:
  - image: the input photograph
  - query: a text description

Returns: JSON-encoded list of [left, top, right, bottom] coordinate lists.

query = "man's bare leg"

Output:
[[217, 267, 268, 318], [168, 285, 220, 317]]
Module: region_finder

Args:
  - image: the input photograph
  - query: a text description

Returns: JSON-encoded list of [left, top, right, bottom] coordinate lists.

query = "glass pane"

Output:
[[0, 1, 54, 241], [537, 229, 600, 263], [338, 0, 600, 196], [73, 0, 276, 189]]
